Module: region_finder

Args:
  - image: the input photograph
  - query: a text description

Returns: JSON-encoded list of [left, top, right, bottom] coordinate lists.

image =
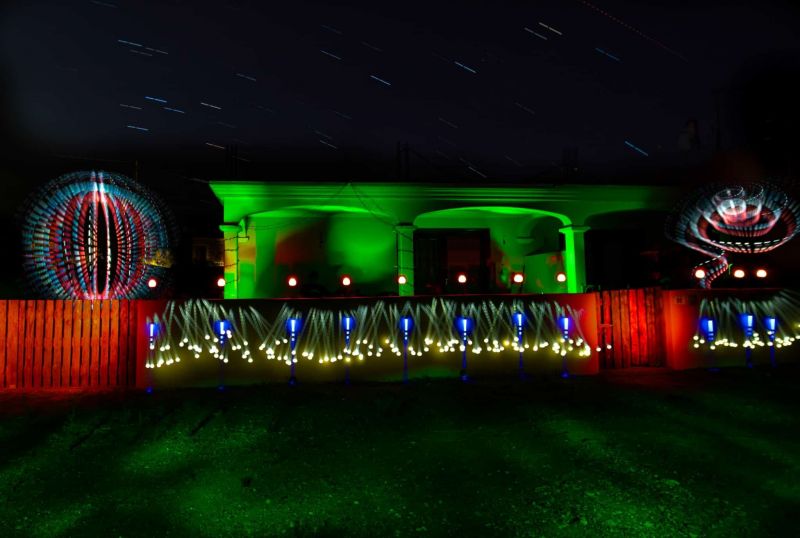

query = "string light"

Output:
[[143, 299, 597, 377]]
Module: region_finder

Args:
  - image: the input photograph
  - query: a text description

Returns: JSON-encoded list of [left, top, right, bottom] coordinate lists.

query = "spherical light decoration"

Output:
[[287, 276, 298, 287], [512, 273, 524, 284], [397, 274, 408, 285], [216, 277, 227, 288], [341, 275, 352, 287], [457, 273, 467, 284], [732, 268, 746, 279], [694, 268, 706, 280], [556, 272, 567, 283], [667, 181, 799, 288], [755, 268, 768, 278], [21, 170, 175, 299]]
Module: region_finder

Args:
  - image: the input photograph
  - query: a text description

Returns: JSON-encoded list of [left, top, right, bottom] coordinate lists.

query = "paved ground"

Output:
[[1, 366, 798, 537]]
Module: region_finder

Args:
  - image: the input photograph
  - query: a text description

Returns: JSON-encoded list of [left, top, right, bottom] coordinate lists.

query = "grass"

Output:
[[1, 367, 799, 537]]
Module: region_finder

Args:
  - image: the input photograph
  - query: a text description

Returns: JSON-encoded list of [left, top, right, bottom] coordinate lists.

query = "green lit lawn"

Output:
[[1, 368, 799, 537]]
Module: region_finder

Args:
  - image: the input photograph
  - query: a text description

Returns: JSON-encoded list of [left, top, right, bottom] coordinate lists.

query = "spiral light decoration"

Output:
[[21, 170, 174, 299], [667, 182, 799, 288]]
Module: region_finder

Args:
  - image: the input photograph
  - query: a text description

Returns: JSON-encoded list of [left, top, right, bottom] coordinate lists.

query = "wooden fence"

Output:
[[596, 288, 665, 368], [0, 300, 140, 389], [0, 291, 672, 390]]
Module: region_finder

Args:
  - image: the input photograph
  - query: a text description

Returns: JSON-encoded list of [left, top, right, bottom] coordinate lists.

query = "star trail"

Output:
[[1, 0, 798, 184]]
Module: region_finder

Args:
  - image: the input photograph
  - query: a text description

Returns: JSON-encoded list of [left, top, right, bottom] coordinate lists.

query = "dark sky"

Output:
[[2, 0, 800, 213]]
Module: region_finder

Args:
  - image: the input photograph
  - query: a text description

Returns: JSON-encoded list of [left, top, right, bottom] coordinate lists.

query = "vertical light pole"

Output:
[[286, 317, 302, 385], [215, 319, 232, 391], [764, 316, 777, 368], [146, 321, 160, 393], [740, 313, 754, 368], [557, 315, 571, 378], [513, 311, 526, 379], [399, 316, 413, 384], [700, 317, 717, 372], [342, 315, 355, 385], [455, 316, 473, 382]]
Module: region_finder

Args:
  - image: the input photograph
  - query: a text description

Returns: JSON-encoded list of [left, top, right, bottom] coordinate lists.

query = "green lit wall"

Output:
[[245, 207, 396, 297], [210, 182, 678, 299]]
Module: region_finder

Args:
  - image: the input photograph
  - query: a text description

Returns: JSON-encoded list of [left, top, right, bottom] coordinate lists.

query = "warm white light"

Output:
[[512, 273, 524, 284], [397, 274, 407, 285], [732, 268, 745, 279], [694, 268, 706, 280], [287, 276, 298, 287], [216, 277, 226, 287], [755, 268, 768, 278], [556, 272, 567, 283], [147, 278, 158, 288], [341, 275, 351, 286], [457, 273, 467, 284]]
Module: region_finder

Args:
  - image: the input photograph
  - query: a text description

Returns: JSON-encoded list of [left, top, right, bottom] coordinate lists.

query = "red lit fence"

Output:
[[0, 289, 789, 390], [596, 288, 665, 368], [0, 300, 158, 390]]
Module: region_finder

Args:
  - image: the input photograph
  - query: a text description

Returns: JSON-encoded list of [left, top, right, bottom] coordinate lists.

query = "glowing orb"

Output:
[[148, 278, 159, 288], [287, 276, 298, 287], [22, 170, 174, 299], [457, 273, 467, 284], [341, 275, 351, 287], [512, 273, 524, 284], [556, 272, 567, 283], [667, 182, 798, 288], [694, 268, 706, 279], [755, 268, 768, 278], [216, 277, 226, 288], [397, 274, 407, 285]]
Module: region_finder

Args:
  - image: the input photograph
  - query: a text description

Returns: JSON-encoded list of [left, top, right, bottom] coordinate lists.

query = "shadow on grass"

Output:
[[0, 373, 799, 536]]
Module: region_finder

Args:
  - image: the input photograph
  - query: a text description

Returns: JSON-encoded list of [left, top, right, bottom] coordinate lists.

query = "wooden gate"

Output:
[[596, 288, 665, 368], [0, 300, 139, 389]]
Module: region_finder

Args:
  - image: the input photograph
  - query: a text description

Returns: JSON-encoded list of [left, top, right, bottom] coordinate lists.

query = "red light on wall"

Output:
[[147, 278, 158, 289], [694, 268, 706, 280], [456, 273, 467, 284], [216, 277, 226, 288], [397, 275, 407, 285], [732, 268, 746, 279], [755, 268, 768, 278], [512, 273, 524, 284], [556, 272, 567, 283], [287, 276, 298, 287], [341, 275, 352, 287]]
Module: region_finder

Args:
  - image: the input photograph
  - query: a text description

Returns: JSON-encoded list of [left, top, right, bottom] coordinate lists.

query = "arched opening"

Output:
[[413, 207, 572, 294], [242, 205, 396, 298]]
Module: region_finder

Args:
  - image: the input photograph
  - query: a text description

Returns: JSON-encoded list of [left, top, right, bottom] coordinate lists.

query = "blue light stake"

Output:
[[342, 315, 355, 385], [740, 313, 755, 368], [146, 321, 160, 393], [764, 316, 778, 368], [557, 315, 570, 378], [513, 311, 526, 379], [399, 316, 413, 384], [215, 319, 232, 390], [286, 317, 302, 385], [700, 317, 718, 372], [455, 316, 473, 382]]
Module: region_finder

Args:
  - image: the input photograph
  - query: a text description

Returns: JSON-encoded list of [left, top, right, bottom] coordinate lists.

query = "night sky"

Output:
[[2, 0, 800, 228]]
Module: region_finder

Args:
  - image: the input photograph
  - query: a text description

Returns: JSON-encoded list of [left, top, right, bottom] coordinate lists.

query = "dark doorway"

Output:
[[414, 229, 490, 294]]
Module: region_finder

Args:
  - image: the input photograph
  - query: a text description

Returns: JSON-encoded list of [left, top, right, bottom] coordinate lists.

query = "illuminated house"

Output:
[[210, 182, 676, 299]]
